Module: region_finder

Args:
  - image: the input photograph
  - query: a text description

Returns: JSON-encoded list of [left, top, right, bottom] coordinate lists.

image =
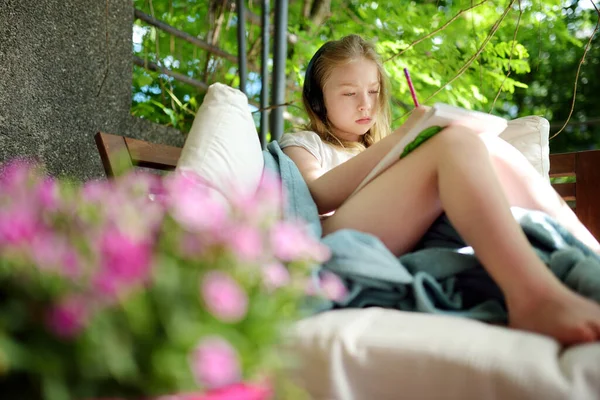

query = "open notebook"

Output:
[[349, 103, 508, 198]]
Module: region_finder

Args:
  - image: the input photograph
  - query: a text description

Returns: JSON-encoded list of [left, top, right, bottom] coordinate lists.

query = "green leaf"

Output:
[[42, 375, 70, 400], [136, 74, 154, 88]]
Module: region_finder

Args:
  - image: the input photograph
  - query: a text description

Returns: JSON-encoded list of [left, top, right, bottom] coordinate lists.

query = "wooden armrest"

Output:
[[94, 132, 180, 176], [550, 149, 600, 241]]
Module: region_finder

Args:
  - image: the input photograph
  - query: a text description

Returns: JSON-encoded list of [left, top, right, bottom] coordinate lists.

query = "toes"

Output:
[[591, 321, 600, 342], [563, 323, 596, 345], [580, 324, 597, 343]]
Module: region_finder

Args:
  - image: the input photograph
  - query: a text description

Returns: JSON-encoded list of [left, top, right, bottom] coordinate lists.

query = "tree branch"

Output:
[[385, 0, 489, 62], [489, 0, 523, 113], [422, 0, 516, 105], [308, 0, 332, 28], [550, 2, 600, 140], [391, 0, 515, 122]]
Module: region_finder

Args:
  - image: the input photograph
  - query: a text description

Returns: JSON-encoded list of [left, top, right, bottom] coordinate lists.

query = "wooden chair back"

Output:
[[95, 131, 600, 240], [549, 150, 600, 240], [95, 131, 181, 175]]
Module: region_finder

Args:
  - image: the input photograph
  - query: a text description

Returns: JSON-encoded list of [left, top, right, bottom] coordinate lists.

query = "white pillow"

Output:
[[287, 308, 600, 399], [499, 116, 550, 180], [176, 83, 264, 200]]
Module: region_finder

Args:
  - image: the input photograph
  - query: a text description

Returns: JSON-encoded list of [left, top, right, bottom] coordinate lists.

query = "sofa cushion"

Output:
[[176, 83, 264, 200], [287, 308, 600, 400], [499, 116, 550, 180]]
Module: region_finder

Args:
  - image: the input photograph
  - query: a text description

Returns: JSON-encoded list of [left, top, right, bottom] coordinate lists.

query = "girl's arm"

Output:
[[284, 107, 430, 214]]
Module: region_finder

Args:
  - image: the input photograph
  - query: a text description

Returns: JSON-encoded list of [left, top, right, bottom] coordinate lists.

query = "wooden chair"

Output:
[[95, 131, 181, 174], [94, 131, 600, 240]]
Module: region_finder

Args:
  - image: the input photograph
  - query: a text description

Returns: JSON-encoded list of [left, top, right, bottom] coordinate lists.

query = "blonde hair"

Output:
[[302, 35, 391, 150]]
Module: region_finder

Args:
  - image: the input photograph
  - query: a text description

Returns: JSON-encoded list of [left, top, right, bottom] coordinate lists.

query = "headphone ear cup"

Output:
[[304, 45, 328, 118], [311, 97, 322, 114], [304, 79, 323, 117]]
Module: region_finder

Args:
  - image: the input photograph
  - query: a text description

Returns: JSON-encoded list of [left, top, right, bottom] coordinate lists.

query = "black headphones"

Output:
[[303, 43, 331, 121]]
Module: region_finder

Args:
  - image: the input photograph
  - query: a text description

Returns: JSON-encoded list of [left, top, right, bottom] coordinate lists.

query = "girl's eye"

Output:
[[343, 93, 355, 97], [369, 90, 380, 94]]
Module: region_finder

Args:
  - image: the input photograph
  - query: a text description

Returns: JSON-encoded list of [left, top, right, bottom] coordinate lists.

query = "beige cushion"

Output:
[[176, 83, 264, 200], [287, 308, 600, 400], [499, 116, 550, 180]]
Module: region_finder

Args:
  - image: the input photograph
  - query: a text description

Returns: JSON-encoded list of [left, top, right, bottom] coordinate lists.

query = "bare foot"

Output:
[[506, 286, 600, 345]]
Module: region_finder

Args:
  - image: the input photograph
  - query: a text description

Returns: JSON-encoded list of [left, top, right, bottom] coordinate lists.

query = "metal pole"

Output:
[[259, 0, 270, 149], [236, 0, 247, 94], [270, 0, 288, 142]]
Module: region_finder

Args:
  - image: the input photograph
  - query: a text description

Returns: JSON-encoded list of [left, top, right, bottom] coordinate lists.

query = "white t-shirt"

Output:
[[278, 130, 358, 173]]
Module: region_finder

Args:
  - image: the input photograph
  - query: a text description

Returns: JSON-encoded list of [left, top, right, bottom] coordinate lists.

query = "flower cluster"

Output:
[[0, 160, 339, 400]]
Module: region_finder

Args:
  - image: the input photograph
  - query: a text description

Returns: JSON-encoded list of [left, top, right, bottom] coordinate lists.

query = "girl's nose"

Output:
[[358, 93, 371, 111]]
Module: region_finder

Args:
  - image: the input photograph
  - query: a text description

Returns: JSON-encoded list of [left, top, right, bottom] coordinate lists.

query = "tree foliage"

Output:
[[131, 0, 600, 153]]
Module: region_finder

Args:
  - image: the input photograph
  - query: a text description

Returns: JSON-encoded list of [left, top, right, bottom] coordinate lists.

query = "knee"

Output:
[[430, 125, 488, 153]]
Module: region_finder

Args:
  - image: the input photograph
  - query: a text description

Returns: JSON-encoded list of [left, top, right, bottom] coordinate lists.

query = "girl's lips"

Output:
[[356, 118, 372, 124]]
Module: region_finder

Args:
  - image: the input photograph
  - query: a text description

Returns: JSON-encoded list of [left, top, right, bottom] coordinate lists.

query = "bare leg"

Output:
[[323, 127, 600, 344], [478, 133, 600, 254]]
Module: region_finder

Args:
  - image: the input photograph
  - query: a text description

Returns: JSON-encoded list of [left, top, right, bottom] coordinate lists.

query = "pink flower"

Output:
[[46, 296, 89, 338], [261, 262, 290, 291], [319, 271, 347, 302], [0, 158, 37, 190], [312, 242, 331, 263], [230, 171, 283, 223], [0, 205, 39, 246], [269, 222, 306, 262], [94, 228, 152, 297], [82, 179, 113, 203], [110, 199, 164, 242], [30, 233, 81, 278], [61, 249, 81, 278], [227, 225, 262, 262], [178, 233, 208, 259], [256, 170, 284, 209], [190, 336, 241, 390], [166, 172, 229, 233], [117, 171, 162, 198], [31, 237, 63, 270], [201, 271, 248, 323], [155, 382, 271, 400], [156, 383, 272, 400], [36, 177, 60, 211], [270, 221, 330, 263], [199, 382, 271, 400]]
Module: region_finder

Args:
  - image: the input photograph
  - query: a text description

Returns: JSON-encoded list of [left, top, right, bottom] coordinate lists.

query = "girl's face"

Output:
[[322, 57, 380, 142]]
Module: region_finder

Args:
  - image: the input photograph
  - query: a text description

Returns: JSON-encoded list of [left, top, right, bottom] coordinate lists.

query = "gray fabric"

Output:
[[264, 142, 600, 322]]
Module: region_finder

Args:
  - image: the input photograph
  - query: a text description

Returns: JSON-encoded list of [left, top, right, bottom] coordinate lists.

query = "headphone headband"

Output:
[[305, 44, 328, 82]]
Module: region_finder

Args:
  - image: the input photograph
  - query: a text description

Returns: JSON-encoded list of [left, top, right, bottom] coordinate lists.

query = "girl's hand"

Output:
[[404, 106, 431, 127], [411, 105, 431, 119], [392, 106, 432, 139]]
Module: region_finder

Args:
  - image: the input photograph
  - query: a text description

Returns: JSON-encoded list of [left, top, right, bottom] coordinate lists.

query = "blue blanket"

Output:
[[264, 141, 600, 322]]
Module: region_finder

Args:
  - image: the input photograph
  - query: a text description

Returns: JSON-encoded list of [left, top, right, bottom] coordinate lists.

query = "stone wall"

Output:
[[0, 0, 183, 181]]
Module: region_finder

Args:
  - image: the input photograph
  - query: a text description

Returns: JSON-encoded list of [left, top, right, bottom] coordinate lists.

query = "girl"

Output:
[[278, 34, 600, 345]]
